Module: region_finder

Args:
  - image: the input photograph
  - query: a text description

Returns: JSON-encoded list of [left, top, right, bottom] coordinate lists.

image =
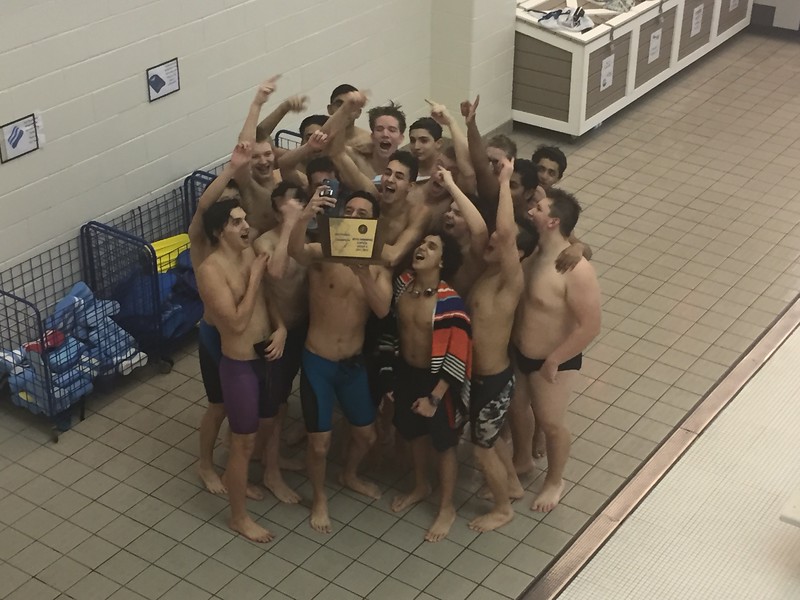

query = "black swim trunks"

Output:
[[198, 321, 223, 405], [513, 346, 582, 375], [392, 359, 460, 453]]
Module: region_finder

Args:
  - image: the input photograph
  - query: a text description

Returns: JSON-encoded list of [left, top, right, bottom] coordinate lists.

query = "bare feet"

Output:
[[246, 483, 264, 500], [514, 458, 536, 477], [477, 481, 524, 501], [425, 506, 456, 542], [279, 454, 305, 472], [310, 498, 332, 534], [264, 473, 301, 504], [198, 464, 227, 495], [531, 479, 564, 512], [229, 516, 273, 543], [508, 477, 525, 500], [391, 485, 431, 513], [340, 473, 381, 500], [469, 507, 514, 533]]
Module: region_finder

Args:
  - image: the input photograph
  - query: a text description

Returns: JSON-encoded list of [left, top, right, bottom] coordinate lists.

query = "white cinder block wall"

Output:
[[430, 0, 516, 133], [0, 0, 515, 268]]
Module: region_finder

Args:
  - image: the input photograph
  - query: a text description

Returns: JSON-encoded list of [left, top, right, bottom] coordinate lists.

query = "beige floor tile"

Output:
[[614, 353, 654, 376], [613, 391, 656, 416], [671, 335, 713, 357], [613, 433, 659, 461]]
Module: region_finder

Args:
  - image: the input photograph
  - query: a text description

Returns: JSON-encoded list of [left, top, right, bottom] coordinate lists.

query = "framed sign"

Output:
[[318, 216, 386, 264], [0, 114, 39, 163], [146, 57, 180, 102]]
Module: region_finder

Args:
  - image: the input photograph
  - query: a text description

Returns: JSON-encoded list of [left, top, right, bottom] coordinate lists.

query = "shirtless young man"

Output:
[[438, 168, 488, 297], [324, 91, 406, 179], [195, 198, 287, 543], [531, 145, 568, 190], [236, 76, 306, 236], [510, 159, 540, 223], [289, 189, 393, 533], [327, 83, 373, 147], [252, 182, 310, 504], [391, 233, 472, 543], [513, 188, 601, 512], [189, 142, 251, 495], [329, 147, 425, 266], [426, 100, 477, 196], [465, 158, 525, 532], [409, 117, 443, 181], [276, 116, 331, 189]]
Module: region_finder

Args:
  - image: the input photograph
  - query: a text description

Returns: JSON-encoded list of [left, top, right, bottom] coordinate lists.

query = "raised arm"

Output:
[[437, 166, 488, 258], [330, 142, 379, 197], [197, 254, 268, 335], [461, 95, 499, 215], [322, 90, 366, 143], [277, 129, 327, 176], [496, 157, 523, 280], [288, 188, 331, 266], [267, 198, 304, 279], [381, 207, 428, 267], [256, 94, 308, 142], [427, 100, 476, 194], [353, 265, 392, 318], [188, 141, 251, 250], [238, 76, 280, 144]]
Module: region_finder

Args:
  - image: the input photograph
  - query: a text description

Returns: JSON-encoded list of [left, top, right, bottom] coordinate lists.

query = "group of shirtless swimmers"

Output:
[[189, 76, 602, 544]]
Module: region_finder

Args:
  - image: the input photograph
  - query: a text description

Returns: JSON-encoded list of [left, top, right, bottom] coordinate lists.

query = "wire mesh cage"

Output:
[[81, 187, 203, 372], [182, 170, 216, 229], [275, 129, 302, 150], [0, 239, 91, 430]]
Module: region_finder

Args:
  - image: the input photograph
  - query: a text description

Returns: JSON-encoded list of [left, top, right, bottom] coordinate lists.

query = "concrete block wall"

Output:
[[430, 0, 516, 134], [0, 0, 516, 268]]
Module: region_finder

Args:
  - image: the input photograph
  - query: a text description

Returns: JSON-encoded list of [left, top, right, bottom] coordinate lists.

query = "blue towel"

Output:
[[45, 281, 95, 331], [9, 365, 91, 416], [44, 336, 86, 374], [80, 299, 121, 328], [88, 318, 138, 360]]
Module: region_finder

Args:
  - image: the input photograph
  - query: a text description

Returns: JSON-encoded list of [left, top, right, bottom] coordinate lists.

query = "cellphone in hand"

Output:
[[319, 178, 340, 215], [320, 178, 340, 198]]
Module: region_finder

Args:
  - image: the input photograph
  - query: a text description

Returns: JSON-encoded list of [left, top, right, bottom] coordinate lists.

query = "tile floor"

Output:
[[1, 28, 800, 600]]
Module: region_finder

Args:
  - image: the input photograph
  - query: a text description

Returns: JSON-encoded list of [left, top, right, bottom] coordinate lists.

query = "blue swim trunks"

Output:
[[299, 348, 376, 433]]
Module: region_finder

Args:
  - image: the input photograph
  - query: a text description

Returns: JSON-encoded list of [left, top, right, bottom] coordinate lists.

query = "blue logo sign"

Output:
[[8, 125, 23, 149], [148, 74, 166, 93]]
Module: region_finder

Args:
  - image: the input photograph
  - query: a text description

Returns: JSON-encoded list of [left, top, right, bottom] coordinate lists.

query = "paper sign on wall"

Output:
[[648, 28, 662, 64], [0, 114, 39, 163], [146, 58, 180, 102], [34, 111, 45, 146], [729, 0, 739, 10], [600, 54, 615, 91], [691, 5, 704, 37]]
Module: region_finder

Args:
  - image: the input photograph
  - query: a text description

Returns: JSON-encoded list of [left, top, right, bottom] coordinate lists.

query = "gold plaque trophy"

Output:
[[319, 215, 385, 264]]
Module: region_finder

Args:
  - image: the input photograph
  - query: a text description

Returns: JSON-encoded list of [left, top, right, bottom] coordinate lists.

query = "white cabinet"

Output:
[[513, 0, 754, 136]]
